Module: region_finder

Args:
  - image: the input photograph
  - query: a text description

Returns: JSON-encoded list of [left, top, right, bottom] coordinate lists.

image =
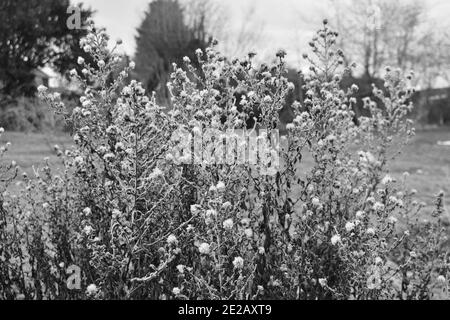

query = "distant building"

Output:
[[412, 87, 450, 125], [0, 68, 51, 96], [340, 74, 450, 126], [32, 69, 50, 88], [34, 68, 83, 98]]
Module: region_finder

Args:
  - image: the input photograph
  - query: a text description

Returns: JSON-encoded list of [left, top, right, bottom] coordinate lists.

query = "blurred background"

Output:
[[0, 0, 449, 209]]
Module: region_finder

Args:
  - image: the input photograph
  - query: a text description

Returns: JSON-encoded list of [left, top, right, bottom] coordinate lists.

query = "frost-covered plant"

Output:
[[0, 129, 21, 299], [0, 20, 448, 300]]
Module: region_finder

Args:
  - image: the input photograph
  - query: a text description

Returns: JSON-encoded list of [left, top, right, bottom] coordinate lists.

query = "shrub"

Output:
[[0, 96, 68, 132], [0, 21, 448, 300]]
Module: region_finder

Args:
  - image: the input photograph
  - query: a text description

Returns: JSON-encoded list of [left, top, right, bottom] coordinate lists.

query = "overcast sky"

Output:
[[80, 0, 320, 61], [78, 0, 450, 65]]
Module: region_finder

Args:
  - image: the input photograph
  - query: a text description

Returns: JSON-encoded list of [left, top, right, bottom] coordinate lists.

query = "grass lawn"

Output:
[[388, 128, 450, 214], [1, 131, 72, 173], [1, 128, 450, 214]]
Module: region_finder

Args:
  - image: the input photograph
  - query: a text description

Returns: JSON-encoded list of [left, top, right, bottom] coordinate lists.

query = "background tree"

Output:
[[328, 0, 425, 80], [412, 29, 450, 89], [0, 0, 93, 97], [134, 0, 266, 104], [134, 0, 210, 103], [181, 0, 265, 58]]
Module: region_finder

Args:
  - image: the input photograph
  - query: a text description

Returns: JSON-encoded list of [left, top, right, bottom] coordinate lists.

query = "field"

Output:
[[1, 128, 450, 215], [389, 128, 450, 213]]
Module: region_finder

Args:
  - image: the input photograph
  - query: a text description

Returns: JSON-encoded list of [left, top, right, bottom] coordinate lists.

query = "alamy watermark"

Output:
[[167, 127, 282, 176], [66, 264, 82, 290], [66, 6, 82, 30], [366, 3, 383, 31]]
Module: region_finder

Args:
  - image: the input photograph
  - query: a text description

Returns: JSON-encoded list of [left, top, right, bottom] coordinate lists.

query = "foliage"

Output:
[[134, 0, 209, 104], [0, 0, 92, 96], [0, 96, 69, 132], [0, 21, 448, 300]]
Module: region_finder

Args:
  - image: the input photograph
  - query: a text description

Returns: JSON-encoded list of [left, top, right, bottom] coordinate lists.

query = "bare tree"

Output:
[[323, 0, 450, 124], [181, 0, 222, 44], [412, 26, 450, 88], [327, 0, 425, 79], [181, 0, 265, 57]]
